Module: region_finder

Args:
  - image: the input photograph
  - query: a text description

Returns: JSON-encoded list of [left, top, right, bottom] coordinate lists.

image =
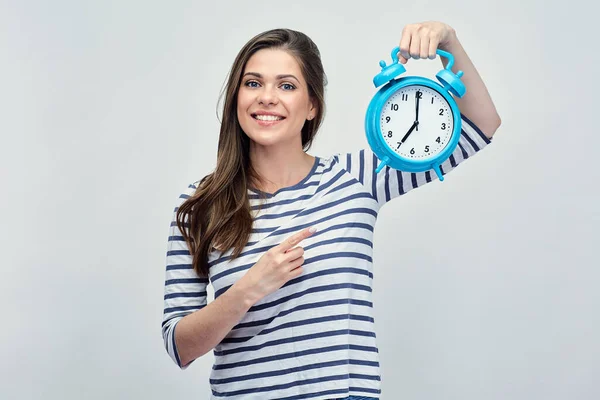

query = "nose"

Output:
[[257, 85, 278, 106]]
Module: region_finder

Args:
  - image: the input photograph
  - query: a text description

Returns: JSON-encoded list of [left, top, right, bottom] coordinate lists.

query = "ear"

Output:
[[307, 98, 318, 120]]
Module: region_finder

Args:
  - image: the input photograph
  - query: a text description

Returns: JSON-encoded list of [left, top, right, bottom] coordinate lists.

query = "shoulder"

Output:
[[181, 180, 201, 198], [320, 148, 377, 171], [173, 175, 210, 208], [187, 173, 213, 194]]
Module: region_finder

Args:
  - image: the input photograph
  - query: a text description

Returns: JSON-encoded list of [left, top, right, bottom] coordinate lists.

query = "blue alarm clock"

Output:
[[365, 46, 466, 181]]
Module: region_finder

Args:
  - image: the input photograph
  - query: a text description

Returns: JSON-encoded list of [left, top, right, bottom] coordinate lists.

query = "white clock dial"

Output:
[[380, 85, 454, 160]]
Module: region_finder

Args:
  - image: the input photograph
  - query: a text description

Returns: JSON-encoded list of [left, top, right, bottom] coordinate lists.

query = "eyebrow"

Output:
[[242, 72, 300, 83]]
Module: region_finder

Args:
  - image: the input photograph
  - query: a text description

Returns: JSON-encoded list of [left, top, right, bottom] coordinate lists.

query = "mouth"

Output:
[[251, 113, 286, 122]]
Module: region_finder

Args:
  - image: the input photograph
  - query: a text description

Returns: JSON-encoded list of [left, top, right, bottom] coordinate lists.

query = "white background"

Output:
[[1, 0, 598, 399]]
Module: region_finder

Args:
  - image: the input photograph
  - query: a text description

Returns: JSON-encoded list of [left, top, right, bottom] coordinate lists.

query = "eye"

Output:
[[244, 80, 260, 88], [281, 83, 296, 91]]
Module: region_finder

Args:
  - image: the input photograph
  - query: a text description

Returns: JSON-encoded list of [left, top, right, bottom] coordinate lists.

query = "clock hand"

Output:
[[399, 121, 418, 146], [415, 91, 421, 131]]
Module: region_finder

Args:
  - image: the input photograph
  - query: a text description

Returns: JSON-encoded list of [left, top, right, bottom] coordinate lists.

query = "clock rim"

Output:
[[365, 76, 462, 172]]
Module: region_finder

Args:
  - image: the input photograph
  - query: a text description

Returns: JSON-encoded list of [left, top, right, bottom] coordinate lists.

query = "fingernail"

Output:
[[308, 226, 317, 233]]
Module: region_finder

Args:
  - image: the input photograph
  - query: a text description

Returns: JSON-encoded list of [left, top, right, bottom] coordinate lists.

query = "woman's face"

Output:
[[237, 48, 316, 149]]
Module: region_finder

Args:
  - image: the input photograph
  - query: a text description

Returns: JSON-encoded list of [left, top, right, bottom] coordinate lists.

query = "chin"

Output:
[[242, 125, 299, 148], [246, 131, 286, 147]]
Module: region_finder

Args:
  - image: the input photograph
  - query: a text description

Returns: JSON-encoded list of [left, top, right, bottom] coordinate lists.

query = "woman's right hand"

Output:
[[234, 226, 317, 305]]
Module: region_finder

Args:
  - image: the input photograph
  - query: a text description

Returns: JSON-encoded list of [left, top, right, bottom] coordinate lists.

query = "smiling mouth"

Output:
[[252, 114, 285, 121]]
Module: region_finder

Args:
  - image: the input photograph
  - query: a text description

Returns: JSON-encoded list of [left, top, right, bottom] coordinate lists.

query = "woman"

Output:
[[162, 21, 501, 400]]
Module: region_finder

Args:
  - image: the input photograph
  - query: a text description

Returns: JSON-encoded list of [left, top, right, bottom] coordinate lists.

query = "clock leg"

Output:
[[375, 157, 390, 174], [433, 164, 445, 181]]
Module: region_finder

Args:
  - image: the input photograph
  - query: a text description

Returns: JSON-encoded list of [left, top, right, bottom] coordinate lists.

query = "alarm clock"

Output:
[[365, 46, 466, 181]]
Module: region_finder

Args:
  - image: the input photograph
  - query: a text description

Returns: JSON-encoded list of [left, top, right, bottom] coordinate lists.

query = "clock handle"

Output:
[[375, 156, 389, 173], [435, 49, 466, 98], [436, 49, 454, 70], [391, 47, 454, 69], [391, 47, 400, 62], [433, 164, 445, 181]]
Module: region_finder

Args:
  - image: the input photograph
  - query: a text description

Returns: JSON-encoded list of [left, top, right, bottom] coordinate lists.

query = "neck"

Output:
[[249, 145, 315, 194]]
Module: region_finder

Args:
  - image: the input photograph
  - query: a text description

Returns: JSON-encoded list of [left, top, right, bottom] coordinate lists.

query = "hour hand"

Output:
[[399, 121, 418, 146]]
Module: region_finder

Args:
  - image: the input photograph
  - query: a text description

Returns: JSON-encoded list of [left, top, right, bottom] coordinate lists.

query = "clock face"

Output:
[[379, 84, 454, 160]]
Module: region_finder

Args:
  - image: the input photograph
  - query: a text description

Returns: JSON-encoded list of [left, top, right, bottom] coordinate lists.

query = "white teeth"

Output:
[[254, 115, 283, 121]]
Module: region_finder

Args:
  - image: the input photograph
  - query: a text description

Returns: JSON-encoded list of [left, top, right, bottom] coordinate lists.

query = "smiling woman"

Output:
[[175, 29, 327, 276], [162, 24, 499, 400]]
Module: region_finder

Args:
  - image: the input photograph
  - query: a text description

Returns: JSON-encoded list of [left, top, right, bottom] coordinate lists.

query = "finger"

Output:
[[283, 246, 304, 261], [288, 265, 304, 279], [428, 36, 439, 59], [409, 35, 421, 59], [399, 27, 412, 61], [289, 256, 305, 272], [420, 36, 430, 59], [279, 226, 316, 253]]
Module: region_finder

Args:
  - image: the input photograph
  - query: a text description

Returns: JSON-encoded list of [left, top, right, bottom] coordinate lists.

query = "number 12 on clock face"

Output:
[[379, 85, 454, 161]]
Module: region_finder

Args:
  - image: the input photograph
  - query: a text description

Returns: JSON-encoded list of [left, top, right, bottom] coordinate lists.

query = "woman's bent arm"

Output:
[[174, 283, 254, 368]]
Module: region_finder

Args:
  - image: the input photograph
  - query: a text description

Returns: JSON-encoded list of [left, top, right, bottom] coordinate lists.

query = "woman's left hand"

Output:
[[398, 21, 457, 64]]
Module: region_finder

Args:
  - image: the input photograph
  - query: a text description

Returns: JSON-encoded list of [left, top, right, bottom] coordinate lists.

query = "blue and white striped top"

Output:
[[162, 115, 491, 400]]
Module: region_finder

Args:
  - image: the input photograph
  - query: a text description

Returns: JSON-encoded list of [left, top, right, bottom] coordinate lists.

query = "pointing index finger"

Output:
[[280, 226, 317, 252]]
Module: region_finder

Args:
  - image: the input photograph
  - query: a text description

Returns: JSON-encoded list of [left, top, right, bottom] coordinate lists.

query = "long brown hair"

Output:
[[176, 29, 327, 277]]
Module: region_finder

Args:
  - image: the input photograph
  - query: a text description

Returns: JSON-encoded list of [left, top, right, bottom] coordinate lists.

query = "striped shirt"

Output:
[[162, 115, 492, 399]]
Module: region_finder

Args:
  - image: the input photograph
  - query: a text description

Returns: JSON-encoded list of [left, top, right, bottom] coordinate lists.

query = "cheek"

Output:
[[236, 102, 244, 119], [237, 90, 252, 113], [237, 106, 251, 128], [285, 97, 303, 114]]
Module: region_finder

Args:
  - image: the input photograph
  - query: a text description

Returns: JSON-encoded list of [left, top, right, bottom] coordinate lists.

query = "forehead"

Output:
[[244, 48, 303, 78]]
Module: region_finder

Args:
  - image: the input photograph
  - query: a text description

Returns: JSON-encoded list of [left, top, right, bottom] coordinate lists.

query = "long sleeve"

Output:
[[161, 181, 208, 369], [338, 114, 491, 208]]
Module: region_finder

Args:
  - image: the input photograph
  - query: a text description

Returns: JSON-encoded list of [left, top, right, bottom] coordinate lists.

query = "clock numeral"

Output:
[[391, 103, 399, 111], [386, 116, 391, 123], [436, 136, 441, 143], [387, 131, 393, 138], [402, 94, 408, 101], [424, 145, 430, 153], [396, 142, 402, 150], [439, 109, 444, 116], [410, 148, 415, 155], [441, 123, 447, 130], [431, 97, 434, 104], [416, 91, 423, 99]]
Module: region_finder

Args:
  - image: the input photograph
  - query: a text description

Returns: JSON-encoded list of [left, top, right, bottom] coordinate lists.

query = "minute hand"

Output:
[[415, 91, 421, 131]]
